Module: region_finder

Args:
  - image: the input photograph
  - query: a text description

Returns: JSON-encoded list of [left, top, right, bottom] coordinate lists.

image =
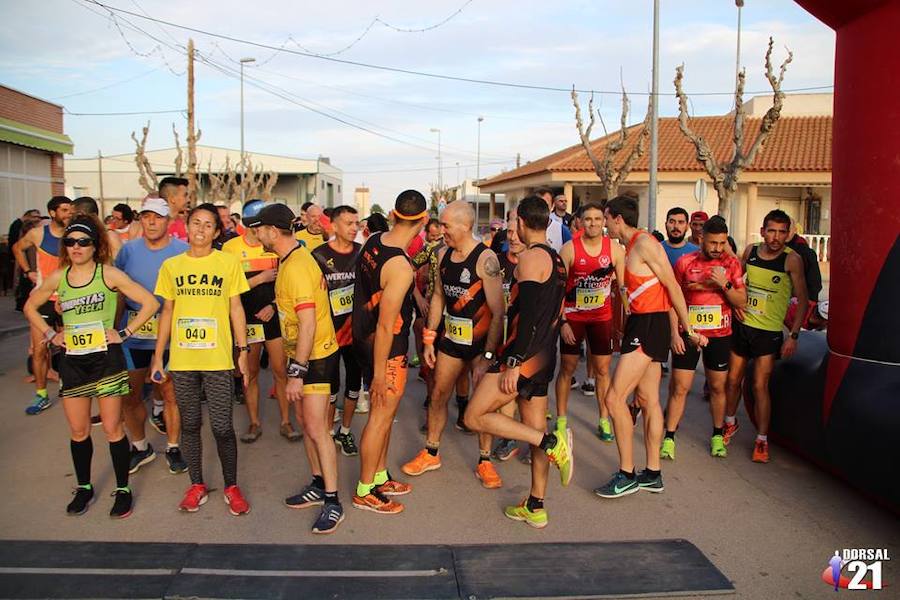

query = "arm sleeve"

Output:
[[506, 280, 545, 360]]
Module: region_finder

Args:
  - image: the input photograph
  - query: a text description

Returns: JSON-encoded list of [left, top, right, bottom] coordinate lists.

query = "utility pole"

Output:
[[97, 150, 104, 209], [186, 38, 198, 207], [648, 0, 660, 231], [516, 153, 521, 169], [240, 57, 255, 203], [430, 128, 442, 190]]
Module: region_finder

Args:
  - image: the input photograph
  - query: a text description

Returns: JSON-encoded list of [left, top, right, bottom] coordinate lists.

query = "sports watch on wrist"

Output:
[[117, 328, 131, 341], [506, 355, 522, 369], [287, 360, 309, 379], [482, 350, 495, 361], [236, 345, 250, 353], [790, 332, 799, 340]]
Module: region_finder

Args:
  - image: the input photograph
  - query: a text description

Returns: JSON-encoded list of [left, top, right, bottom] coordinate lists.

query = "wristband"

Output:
[[287, 359, 309, 379], [118, 328, 131, 340], [423, 327, 437, 346]]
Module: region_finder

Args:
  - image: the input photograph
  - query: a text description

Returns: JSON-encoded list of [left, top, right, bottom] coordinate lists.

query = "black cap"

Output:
[[243, 203, 295, 230]]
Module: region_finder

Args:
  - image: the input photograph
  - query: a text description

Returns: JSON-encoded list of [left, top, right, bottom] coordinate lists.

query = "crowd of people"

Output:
[[10, 178, 825, 533]]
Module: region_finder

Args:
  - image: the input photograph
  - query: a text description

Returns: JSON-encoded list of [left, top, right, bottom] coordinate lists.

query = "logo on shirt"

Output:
[[772, 275, 782, 284], [631, 338, 640, 346], [326, 258, 335, 268], [579, 258, 587, 265], [599, 255, 611, 268], [460, 268, 471, 284]]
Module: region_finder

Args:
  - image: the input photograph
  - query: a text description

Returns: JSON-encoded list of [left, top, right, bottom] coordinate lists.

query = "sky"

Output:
[[1, 0, 835, 207]]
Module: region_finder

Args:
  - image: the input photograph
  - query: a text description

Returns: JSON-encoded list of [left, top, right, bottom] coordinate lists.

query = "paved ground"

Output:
[[0, 316, 896, 599]]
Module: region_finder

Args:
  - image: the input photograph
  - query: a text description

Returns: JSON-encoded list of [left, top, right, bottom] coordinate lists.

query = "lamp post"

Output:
[[648, 0, 659, 231], [736, 0, 744, 93], [430, 128, 442, 190], [240, 56, 256, 203]]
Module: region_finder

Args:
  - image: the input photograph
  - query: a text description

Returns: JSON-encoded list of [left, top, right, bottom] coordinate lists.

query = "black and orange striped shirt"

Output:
[[312, 241, 361, 348], [439, 243, 492, 350]]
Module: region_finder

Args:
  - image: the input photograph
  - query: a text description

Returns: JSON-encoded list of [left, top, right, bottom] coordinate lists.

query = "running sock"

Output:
[[619, 469, 636, 479], [356, 481, 374, 497], [526, 495, 544, 511], [724, 415, 736, 425], [152, 399, 164, 416], [425, 440, 439, 456], [167, 442, 179, 450], [36, 388, 48, 399], [339, 426, 351, 435], [373, 470, 389, 486], [311, 475, 325, 490], [644, 468, 661, 478], [557, 415, 568, 430], [665, 430, 676, 440], [586, 378, 596, 386], [478, 451, 491, 464], [756, 434, 768, 442], [70, 437, 93, 486], [538, 433, 558, 451], [713, 427, 724, 437], [109, 437, 131, 489], [323, 491, 339, 505], [133, 438, 148, 452]]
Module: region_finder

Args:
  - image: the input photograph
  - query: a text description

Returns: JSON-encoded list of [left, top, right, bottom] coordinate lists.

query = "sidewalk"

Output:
[[0, 294, 30, 339]]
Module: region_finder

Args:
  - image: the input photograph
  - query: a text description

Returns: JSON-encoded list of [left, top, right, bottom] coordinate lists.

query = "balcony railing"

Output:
[[750, 234, 831, 262]]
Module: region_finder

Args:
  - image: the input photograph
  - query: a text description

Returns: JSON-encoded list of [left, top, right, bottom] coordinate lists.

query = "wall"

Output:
[[0, 141, 53, 232], [0, 87, 64, 134]]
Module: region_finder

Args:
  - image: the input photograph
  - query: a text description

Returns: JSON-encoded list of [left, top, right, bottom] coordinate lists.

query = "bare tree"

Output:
[[130, 121, 158, 194], [674, 36, 793, 219], [571, 86, 651, 202], [171, 123, 184, 178], [429, 185, 457, 215]]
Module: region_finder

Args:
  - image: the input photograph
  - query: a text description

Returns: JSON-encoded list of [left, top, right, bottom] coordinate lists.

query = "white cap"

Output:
[[140, 196, 169, 217]]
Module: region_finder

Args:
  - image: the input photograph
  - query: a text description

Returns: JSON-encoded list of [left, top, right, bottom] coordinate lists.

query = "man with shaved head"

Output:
[[296, 204, 326, 252], [402, 200, 506, 489]]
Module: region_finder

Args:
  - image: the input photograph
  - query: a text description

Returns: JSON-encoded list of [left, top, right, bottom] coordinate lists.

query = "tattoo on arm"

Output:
[[483, 254, 502, 278]]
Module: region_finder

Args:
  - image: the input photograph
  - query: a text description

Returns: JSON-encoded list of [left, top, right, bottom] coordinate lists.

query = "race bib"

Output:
[[127, 310, 158, 340], [246, 323, 265, 345], [689, 305, 723, 330], [444, 314, 473, 346], [176, 317, 217, 349], [575, 286, 606, 310], [65, 321, 107, 356], [329, 285, 354, 316], [746, 290, 768, 316]]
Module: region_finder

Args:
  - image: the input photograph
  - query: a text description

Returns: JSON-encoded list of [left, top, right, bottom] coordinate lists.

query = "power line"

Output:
[[81, 0, 833, 97], [65, 108, 186, 116], [50, 67, 160, 100]]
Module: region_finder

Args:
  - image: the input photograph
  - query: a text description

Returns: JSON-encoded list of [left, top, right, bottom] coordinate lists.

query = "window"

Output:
[[806, 199, 821, 234]]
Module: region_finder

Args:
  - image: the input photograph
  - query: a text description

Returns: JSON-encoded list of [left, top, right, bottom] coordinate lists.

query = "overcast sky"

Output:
[[2, 0, 834, 206]]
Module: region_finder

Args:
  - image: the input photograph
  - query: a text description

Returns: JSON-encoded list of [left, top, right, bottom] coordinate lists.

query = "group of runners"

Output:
[[14, 176, 817, 532]]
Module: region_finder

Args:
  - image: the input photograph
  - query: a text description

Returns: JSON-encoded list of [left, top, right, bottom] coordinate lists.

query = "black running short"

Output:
[[731, 320, 783, 359], [671, 334, 731, 372], [489, 350, 557, 400], [123, 346, 169, 371], [246, 313, 281, 344], [60, 343, 130, 398], [620, 312, 671, 363], [301, 350, 340, 395], [560, 319, 614, 356], [330, 344, 362, 399], [38, 300, 63, 329], [437, 335, 485, 362]]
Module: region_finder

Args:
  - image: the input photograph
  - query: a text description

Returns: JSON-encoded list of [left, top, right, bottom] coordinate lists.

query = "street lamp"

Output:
[[240, 56, 256, 202], [735, 0, 744, 105], [476, 116, 484, 194], [648, 0, 660, 231], [430, 128, 442, 190]]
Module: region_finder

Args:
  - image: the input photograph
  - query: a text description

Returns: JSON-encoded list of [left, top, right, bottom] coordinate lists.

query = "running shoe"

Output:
[[224, 485, 251, 516], [355, 394, 369, 414], [165, 447, 188, 474], [545, 428, 574, 487], [409, 354, 421, 368], [752, 440, 770, 463], [475, 461, 503, 489], [636, 469, 665, 493], [66, 484, 94, 516], [312, 503, 345, 534], [333, 431, 359, 456], [240, 423, 262, 444], [149, 411, 166, 435], [520, 449, 532, 465], [376, 479, 412, 496], [569, 377, 579, 389], [581, 380, 596, 396], [504, 499, 548, 529], [280, 422, 302, 442], [722, 420, 739, 445], [492, 438, 519, 462], [25, 394, 51, 415], [401, 449, 441, 476], [109, 487, 133, 519], [594, 472, 640, 499], [660, 438, 676, 461], [333, 408, 342, 423], [178, 483, 208, 512], [90, 414, 101, 426], [285, 484, 325, 509], [597, 418, 615, 443], [628, 402, 641, 425], [129, 444, 156, 474], [710, 435, 727, 458], [352, 489, 404, 514]]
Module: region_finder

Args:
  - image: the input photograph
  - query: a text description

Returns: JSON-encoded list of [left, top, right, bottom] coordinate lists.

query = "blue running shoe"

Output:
[[594, 471, 640, 499], [25, 394, 52, 415]]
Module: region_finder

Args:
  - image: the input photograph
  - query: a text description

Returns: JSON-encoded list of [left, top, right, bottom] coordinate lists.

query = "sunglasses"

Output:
[[490, 227, 500, 232], [63, 237, 95, 248]]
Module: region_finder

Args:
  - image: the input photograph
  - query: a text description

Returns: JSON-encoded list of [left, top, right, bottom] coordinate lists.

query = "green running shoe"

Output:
[[504, 500, 548, 529], [710, 434, 727, 457], [660, 437, 676, 460], [597, 418, 615, 442], [545, 427, 573, 487], [636, 469, 665, 493], [594, 471, 639, 499]]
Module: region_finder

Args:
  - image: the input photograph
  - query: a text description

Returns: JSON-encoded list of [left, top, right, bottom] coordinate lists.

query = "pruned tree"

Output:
[[571, 85, 651, 202], [429, 185, 458, 215], [674, 36, 793, 219], [204, 156, 279, 206], [130, 121, 158, 194], [171, 123, 184, 177]]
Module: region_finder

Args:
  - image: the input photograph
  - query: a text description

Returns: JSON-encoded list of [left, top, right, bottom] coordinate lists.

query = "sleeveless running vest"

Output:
[[37, 224, 61, 282], [742, 244, 794, 332], [57, 264, 118, 355], [313, 241, 361, 347], [564, 235, 614, 322], [440, 243, 491, 349], [625, 231, 671, 314], [352, 233, 415, 362]]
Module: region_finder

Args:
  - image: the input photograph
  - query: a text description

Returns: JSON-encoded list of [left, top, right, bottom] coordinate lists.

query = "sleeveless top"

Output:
[[57, 264, 118, 355], [742, 244, 794, 332], [37, 224, 62, 299], [313, 241, 361, 347], [564, 235, 614, 322], [624, 230, 671, 314], [439, 243, 491, 348]]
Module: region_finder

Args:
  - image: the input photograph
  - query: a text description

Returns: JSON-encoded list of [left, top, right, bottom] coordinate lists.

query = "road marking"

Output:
[[181, 567, 450, 578], [0, 567, 175, 576]]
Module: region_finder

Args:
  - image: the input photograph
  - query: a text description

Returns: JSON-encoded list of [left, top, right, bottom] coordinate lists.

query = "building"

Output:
[[478, 94, 833, 261], [354, 186, 370, 215], [65, 145, 343, 216], [449, 179, 507, 229], [0, 85, 74, 231]]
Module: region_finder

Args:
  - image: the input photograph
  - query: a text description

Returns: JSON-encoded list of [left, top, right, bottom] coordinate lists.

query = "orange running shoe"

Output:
[[352, 490, 404, 514], [475, 461, 503, 489], [376, 479, 412, 496], [401, 449, 441, 476], [752, 440, 769, 463], [722, 420, 739, 445]]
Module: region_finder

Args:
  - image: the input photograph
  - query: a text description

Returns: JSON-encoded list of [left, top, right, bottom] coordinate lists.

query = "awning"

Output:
[[0, 116, 74, 154]]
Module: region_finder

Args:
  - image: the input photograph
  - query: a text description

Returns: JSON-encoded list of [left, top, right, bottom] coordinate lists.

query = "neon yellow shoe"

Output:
[[710, 435, 727, 458], [660, 437, 676, 460], [545, 427, 573, 486], [504, 499, 548, 529], [597, 418, 614, 442]]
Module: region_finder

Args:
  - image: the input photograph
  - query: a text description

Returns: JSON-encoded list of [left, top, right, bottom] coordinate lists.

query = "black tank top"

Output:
[[498, 251, 517, 308], [352, 233, 414, 362], [439, 243, 492, 348], [312, 241, 361, 347], [500, 244, 567, 361]]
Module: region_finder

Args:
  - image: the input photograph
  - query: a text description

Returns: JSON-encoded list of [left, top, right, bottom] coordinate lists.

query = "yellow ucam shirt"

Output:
[[275, 244, 337, 361], [155, 250, 250, 371]]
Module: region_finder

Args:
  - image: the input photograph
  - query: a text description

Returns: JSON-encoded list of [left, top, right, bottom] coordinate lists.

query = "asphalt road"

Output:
[[0, 329, 895, 599]]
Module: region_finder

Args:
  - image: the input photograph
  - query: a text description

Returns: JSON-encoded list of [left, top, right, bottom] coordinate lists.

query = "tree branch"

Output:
[[571, 86, 607, 183], [613, 93, 652, 190], [674, 64, 723, 186], [741, 37, 793, 168]]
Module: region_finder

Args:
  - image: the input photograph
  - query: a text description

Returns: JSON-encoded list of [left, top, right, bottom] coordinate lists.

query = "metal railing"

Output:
[[750, 234, 831, 262]]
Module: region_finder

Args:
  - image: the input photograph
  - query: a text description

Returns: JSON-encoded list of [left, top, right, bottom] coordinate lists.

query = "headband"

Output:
[[392, 209, 428, 221], [65, 222, 98, 240]]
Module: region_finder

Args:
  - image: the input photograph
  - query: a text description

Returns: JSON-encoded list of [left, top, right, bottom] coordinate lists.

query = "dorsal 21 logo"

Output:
[[822, 548, 890, 591]]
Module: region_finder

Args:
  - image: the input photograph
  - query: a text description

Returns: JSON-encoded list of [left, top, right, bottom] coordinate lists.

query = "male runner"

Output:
[[555, 201, 624, 442], [465, 195, 573, 529], [352, 190, 427, 514], [411, 218, 444, 417], [296, 204, 326, 251], [533, 187, 572, 252], [662, 207, 699, 267], [13, 195, 73, 414], [115, 197, 189, 474], [689, 211, 708, 246], [128, 178, 189, 242], [249, 203, 344, 534], [401, 201, 505, 488], [222, 200, 295, 444], [724, 209, 808, 463], [662, 216, 746, 460], [312, 205, 363, 457], [73, 196, 122, 257], [594, 195, 707, 499]]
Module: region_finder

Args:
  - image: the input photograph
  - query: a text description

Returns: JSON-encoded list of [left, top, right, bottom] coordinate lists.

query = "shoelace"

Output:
[[324, 506, 342, 523]]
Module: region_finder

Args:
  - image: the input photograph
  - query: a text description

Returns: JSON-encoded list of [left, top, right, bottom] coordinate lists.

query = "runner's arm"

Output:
[[12, 228, 38, 274], [154, 300, 174, 359], [425, 248, 447, 332], [558, 241, 574, 275], [505, 248, 551, 360], [22, 269, 63, 334], [104, 266, 159, 333], [229, 295, 248, 349], [477, 249, 504, 353], [375, 257, 414, 380]]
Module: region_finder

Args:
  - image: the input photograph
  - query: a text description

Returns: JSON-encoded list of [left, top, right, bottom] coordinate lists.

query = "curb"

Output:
[[0, 324, 29, 340]]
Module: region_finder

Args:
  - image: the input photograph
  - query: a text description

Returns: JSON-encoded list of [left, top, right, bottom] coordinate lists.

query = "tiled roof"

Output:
[[481, 115, 832, 187]]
